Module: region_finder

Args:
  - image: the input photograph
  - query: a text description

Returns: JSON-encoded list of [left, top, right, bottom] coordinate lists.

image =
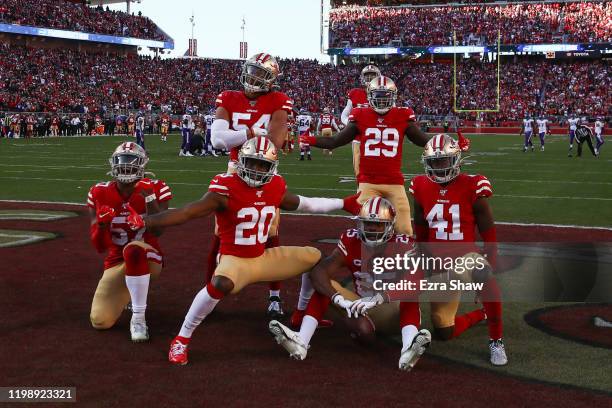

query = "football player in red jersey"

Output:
[[269, 197, 430, 371], [126, 137, 358, 365], [127, 113, 136, 137], [301, 76, 429, 236], [317, 107, 339, 156], [210, 53, 294, 317], [50, 116, 60, 137], [341, 65, 381, 178], [87, 142, 172, 342], [160, 112, 170, 142], [409, 133, 507, 366]]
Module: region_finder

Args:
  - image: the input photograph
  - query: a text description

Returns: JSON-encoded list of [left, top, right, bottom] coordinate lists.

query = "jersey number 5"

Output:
[[235, 206, 276, 245], [232, 113, 270, 132], [364, 128, 399, 157], [425, 203, 464, 240]]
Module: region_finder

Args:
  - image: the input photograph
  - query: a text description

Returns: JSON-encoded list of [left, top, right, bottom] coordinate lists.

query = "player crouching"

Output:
[[87, 142, 172, 342], [126, 136, 359, 365], [269, 197, 431, 371]]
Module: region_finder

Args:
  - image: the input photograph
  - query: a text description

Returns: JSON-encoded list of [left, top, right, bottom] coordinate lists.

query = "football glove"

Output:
[[96, 205, 115, 225], [331, 292, 354, 318], [349, 293, 387, 317], [342, 191, 362, 215], [126, 204, 145, 231], [457, 130, 470, 152], [299, 134, 317, 146]]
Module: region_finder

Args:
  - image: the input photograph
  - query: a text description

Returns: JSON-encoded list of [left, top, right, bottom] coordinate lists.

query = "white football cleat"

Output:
[[489, 339, 508, 366], [130, 318, 149, 342], [178, 151, 185, 157], [593, 316, 612, 328], [399, 329, 431, 371], [184, 152, 194, 157], [269, 320, 308, 360]]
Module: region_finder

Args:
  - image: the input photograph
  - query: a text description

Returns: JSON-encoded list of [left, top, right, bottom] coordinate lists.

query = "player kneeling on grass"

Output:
[[410, 134, 507, 366], [126, 136, 360, 365], [88, 142, 172, 342], [269, 197, 431, 371]]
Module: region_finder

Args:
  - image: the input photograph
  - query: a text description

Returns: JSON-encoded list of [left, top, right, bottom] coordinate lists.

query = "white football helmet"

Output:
[[422, 134, 462, 183], [360, 65, 381, 86], [237, 136, 279, 187], [240, 53, 281, 94], [367, 76, 397, 114], [357, 197, 396, 246], [109, 142, 148, 184]]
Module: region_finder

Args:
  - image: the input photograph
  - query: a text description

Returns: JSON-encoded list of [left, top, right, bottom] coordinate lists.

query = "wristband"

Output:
[[145, 194, 156, 203]]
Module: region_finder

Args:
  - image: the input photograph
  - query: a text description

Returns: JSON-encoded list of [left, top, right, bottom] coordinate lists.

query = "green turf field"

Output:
[[1, 133, 610, 227]]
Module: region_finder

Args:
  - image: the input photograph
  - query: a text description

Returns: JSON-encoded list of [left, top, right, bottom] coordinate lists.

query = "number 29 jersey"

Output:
[[215, 90, 293, 161], [349, 106, 416, 185], [208, 173, 287, 258], [409, 173, 493, 244]]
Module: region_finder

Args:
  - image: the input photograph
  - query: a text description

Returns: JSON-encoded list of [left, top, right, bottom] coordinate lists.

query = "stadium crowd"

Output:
[[0, 43, 609, 121], [0, 0, 167, 41], [328, 2, 611, 47]]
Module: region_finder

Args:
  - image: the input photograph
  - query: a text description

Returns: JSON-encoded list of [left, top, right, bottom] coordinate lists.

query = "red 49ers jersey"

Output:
[[349, 106, 416, 185], [87, 178, 173, 269], [319, 113, 336, 130], [409, 173, 492, 245], [215, 90, 293, 161], [337, 229, 416, 297], [208, 173, 287, 258]]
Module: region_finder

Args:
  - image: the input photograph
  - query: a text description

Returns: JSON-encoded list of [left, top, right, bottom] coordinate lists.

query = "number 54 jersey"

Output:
[[349, 106, 416, 185], [208, 173, 287, 258], [409, 173, 493, 244], [215, 90, 293, 162]]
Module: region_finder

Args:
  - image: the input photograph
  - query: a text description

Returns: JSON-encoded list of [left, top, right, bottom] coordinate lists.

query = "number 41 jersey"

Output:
[[208, 173, 287, 258], [409, 173, 492, 243], [349, 106, 416, 185], [215, 90, 293, 161]]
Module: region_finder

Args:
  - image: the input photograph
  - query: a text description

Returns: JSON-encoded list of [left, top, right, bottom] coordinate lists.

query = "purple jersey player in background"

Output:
[[179, 111, 194, 157]]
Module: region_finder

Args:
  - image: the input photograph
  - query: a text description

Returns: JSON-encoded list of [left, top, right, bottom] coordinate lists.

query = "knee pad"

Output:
[[122, 244, 148, 276]]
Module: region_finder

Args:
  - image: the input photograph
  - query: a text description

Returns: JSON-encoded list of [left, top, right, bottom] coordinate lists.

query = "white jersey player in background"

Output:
[[567, 115, 580, 156], [179, 112, 194, 157], [536, 116, 549, 151], [594, 117, 605, 154], [519, 115, 535, 152], [296, 109, 314, 161]]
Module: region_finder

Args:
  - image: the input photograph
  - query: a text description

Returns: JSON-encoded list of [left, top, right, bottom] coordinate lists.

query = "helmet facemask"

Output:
[[109, 153, 148, 184], [424, 154, 461, 184], [358, 218, 395, 247], [368, 88, 397, 114], [237, 156, 277, 188], [240, 63, 275, 93], [360, 66, 381, 86]]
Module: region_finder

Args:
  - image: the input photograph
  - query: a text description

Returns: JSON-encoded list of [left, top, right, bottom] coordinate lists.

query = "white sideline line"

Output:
[[1, 199, 611, 231]]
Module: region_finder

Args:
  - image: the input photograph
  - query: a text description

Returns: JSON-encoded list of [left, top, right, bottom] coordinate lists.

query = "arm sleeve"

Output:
[[340, 99, 353, 126], [296, 196, 343, 213], [208, 174, 231, 197], [211, 119, 247, 150]]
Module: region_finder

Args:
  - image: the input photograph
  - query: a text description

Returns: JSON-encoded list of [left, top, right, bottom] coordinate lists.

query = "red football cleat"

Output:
[[290, 309, 333, 329], [168, 337, 189, 365]]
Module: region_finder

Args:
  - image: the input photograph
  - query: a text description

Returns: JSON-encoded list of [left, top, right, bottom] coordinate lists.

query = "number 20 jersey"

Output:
[[409, 173, 493, 244], [215, 90, 293, 161], [208, 173, 287, 258], [349, 106, 416, 185]]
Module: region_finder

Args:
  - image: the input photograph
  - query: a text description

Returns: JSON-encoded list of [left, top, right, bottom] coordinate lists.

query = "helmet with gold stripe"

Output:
[[237, 136, 278, 187], [357, 197, 396, 246]]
